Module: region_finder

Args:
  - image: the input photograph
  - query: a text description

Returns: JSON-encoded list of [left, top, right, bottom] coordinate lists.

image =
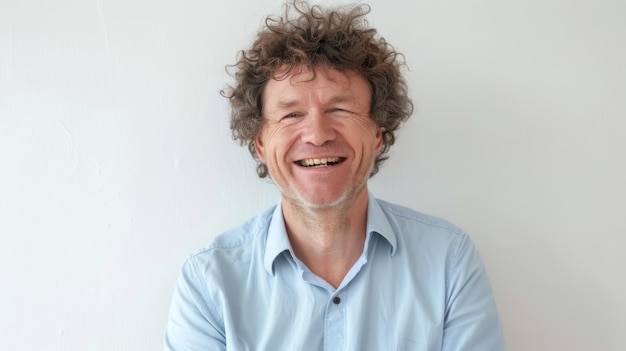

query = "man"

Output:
[[165, 1, 505, 350]]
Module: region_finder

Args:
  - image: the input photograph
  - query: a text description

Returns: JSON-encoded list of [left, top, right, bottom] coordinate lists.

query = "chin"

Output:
[[293, 187, 361, 210], [301, 195, 347, 209]]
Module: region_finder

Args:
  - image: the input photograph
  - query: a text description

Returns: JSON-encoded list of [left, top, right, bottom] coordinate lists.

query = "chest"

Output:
[[219, 250, 447, 351]]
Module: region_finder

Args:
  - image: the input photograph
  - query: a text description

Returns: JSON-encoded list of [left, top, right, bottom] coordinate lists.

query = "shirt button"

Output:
[[333, 296, 341, 304]]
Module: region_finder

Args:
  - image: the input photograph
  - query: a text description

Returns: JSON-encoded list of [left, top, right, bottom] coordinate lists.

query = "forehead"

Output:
[[262, 65, 371, 107]]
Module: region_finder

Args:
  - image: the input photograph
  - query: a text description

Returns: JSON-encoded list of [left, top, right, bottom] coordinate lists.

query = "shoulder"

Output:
[[374, 198, 470, 257], [376, 198, 465, 237], [186, 205, 275, 270], [373, 198, 480, 281]]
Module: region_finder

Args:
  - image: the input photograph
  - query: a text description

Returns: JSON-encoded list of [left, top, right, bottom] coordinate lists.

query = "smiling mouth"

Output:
[[296, 157, 346, 167]]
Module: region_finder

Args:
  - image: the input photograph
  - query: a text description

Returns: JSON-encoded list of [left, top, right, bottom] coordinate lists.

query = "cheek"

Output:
[[259, 125, 294, 158], [348, 117, 381, 146]]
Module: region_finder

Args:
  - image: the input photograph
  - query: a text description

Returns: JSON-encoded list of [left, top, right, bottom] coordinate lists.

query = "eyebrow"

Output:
[[274, 95, 358, 109], [275, 100, 299, 109], [328, 95, 359, 104]]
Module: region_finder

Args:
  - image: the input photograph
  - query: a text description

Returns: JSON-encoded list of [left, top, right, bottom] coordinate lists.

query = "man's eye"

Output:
[[329, 108, 350, 114], [283, 113, 300, 119]]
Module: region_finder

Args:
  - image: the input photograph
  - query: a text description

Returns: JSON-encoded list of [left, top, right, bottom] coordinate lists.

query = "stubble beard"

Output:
[[276, 160, 374, 213]]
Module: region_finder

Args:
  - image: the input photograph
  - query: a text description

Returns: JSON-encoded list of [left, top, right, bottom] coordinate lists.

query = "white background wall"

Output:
[[1, 0, 624, 349]]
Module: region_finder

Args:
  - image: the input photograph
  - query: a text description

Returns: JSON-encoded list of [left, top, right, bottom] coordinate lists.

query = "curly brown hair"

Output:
[[222, 1, 413, 178]]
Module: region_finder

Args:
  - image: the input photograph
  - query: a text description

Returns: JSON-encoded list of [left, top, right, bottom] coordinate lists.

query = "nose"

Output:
[[300, 110, 336, 146]]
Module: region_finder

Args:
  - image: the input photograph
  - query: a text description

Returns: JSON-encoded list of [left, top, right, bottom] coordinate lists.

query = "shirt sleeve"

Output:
[[164, 257, 226, 351], [442, 233, 506, 351]]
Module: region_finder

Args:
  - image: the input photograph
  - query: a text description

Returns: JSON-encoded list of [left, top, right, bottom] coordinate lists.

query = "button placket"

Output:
[[324, 292, 346, 351]]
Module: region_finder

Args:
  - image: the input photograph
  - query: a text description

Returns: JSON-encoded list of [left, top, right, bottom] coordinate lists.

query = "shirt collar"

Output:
[[263, 203, 292, 275], [263, 192, 397, 275], [365, 193, 397, 255]]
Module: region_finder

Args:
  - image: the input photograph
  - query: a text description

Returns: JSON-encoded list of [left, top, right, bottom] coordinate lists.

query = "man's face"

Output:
[[255, 66, 382, 209]]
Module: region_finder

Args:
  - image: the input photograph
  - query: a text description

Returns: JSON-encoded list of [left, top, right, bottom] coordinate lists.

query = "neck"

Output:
[[282, 189, 369, 288]]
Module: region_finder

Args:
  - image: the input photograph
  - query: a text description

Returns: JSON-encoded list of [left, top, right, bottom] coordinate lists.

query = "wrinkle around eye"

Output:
[[326, 108, 356, 116]]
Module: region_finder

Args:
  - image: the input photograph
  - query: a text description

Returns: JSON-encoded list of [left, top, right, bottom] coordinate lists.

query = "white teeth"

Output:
[[298, 157, 342, 167]]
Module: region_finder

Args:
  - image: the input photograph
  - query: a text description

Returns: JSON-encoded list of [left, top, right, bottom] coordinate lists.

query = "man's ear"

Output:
[[375, 127, 384, 153], [255, 134, 266, 162]]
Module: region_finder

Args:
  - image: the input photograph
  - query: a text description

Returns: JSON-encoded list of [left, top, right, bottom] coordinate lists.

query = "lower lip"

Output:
[[295, 161, 346, 171]]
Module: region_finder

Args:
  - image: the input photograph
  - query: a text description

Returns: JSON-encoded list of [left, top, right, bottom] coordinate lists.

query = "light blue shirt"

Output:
[[164, 195, 505, 350]]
